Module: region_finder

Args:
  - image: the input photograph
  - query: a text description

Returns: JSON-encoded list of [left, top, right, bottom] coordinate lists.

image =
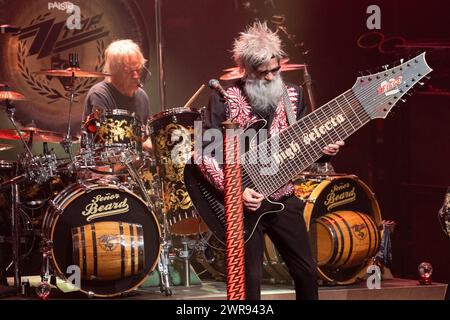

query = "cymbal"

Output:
[[34, 67, 110, 78], [220, 60, 306, 81], [0, 143, 14, 152], [0, 128, 78, 143], [0, 85, 26, 101]]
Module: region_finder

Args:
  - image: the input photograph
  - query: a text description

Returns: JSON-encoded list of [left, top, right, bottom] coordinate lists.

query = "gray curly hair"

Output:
[[232, 21, 285, 71]]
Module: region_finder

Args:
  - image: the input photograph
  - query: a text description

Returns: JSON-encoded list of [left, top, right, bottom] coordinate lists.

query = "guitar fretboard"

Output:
[[241, 89, 371, 197]]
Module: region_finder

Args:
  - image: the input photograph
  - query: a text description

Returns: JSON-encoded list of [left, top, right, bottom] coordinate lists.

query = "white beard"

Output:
[[244, 74, 284, 115]]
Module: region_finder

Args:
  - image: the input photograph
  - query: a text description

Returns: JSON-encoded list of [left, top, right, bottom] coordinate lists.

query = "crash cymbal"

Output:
[[21, 125, 50, 133], [220, 61, 306, 80], [0, 129, 27, 140], [0, 128, 78, 143], [0, 85, 26, 101], [0, 143, 14, 151], [34, 67, 110, 78]]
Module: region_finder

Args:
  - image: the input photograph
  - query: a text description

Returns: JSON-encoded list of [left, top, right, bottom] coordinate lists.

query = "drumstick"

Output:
[[183, 84, 205, 108]]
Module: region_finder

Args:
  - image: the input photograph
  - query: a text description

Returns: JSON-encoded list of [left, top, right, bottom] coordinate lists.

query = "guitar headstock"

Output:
[[353, 52, 433, 119]]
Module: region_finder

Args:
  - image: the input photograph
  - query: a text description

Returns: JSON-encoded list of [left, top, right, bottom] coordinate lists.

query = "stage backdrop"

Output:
[[0, 0, 152, 134]]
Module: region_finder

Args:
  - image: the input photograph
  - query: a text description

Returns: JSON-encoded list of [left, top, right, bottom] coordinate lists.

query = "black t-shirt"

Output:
[[83, 80, 150, 124]]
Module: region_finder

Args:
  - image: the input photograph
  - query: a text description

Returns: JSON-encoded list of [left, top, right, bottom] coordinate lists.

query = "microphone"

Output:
[[0, 25, 21, 34], [208, 79, 230, 99]]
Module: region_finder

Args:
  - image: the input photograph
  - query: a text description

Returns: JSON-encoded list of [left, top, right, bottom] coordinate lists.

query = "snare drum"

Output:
[[148, 107, 208, 235]]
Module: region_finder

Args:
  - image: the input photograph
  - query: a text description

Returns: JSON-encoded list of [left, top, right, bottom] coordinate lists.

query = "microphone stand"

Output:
[[302, 64, 316, 112], [276, 24, 317, 112]]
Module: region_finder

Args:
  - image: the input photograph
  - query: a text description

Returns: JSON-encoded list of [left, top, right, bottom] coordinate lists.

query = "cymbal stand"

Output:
[[154, 160, 173, 296], [60, 52, 80, 166], [1, 100, 34, 291], [3, 100, 34, 158], [123, 155, 172, 296], [60, 72, 76, 165], [179, 237, 191, 287]]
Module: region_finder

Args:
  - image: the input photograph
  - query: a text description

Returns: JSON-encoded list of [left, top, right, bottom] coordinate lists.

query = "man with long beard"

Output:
[[199, 21, 344, 300]]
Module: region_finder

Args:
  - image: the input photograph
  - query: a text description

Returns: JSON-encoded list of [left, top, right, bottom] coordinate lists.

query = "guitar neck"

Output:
[[242, 89, 371, 197]]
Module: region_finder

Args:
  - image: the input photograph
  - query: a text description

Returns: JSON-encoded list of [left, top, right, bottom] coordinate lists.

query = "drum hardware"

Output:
[[124, 159, 173, 296], [0, 98, 34, 290], [11, 183, 21, 290], [179, 238, 191, 287], [35, 239, 53, 299], [172, 236, 207, 287], [157, 241, 173, 296], [34, 54, 109, 162]]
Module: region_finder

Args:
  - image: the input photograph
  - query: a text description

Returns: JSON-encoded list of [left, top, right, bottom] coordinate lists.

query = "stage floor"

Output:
[[1, 278, 447, 300], [132, 278, 448, 300]]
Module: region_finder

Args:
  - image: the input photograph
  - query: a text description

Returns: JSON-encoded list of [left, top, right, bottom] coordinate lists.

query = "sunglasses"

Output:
[[255, 65, 281, 77]]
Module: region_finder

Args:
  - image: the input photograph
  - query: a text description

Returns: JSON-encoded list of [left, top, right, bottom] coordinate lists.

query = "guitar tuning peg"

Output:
[[418, 82, 425, 86], [400, 98, 407, 103], [382, 64, 389, 71]]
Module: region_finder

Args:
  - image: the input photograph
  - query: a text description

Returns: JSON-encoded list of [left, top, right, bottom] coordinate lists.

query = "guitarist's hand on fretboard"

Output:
[[243, 188, 265, 211], [322, 140, 345, 156]]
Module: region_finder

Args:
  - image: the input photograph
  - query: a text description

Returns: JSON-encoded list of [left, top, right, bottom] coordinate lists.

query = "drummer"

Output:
[[82, 39, 152, 150]]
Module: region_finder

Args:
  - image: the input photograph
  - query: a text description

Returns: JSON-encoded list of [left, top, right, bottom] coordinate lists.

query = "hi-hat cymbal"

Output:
[[0, 128, 78, 143], [0, 85, 26, 101], [34, 67, 110, 78], [0, 143, 14, 152], [220, 59, 306, 81]]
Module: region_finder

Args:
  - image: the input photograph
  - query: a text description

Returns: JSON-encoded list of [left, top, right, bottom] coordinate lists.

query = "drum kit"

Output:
[[0, 53, 384, 297], [0, 65, 208, 298]]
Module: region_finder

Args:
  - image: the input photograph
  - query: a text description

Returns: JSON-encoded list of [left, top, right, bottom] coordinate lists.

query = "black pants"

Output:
[[244, 195, 318, 300]]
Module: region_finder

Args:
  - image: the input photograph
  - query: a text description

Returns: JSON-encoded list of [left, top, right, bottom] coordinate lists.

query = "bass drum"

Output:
[[42, 180, 161, 297], [148, 107, 208, 236], [264, 175, 382, 285], [304, 175, 382, 285]]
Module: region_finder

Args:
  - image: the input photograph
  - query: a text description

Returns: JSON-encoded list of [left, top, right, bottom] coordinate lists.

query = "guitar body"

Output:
[[184, 162, 283, 244]]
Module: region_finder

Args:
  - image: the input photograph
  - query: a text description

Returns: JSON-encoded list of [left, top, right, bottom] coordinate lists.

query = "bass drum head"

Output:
[[302, 175, 382, 285], [45, 182, 161, 297]]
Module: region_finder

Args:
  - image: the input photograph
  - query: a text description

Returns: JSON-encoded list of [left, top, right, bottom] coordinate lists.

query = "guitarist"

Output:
[[197, 21, 344, 300]]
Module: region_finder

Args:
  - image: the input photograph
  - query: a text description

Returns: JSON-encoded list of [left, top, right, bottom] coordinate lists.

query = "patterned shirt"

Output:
[[197, 79, 307, 200]]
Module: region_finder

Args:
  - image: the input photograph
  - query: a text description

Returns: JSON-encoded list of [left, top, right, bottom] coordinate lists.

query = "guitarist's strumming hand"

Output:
[[322, 140, 345, 156], [243, 141, 345, 211], [243, 188, 265, 211]]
